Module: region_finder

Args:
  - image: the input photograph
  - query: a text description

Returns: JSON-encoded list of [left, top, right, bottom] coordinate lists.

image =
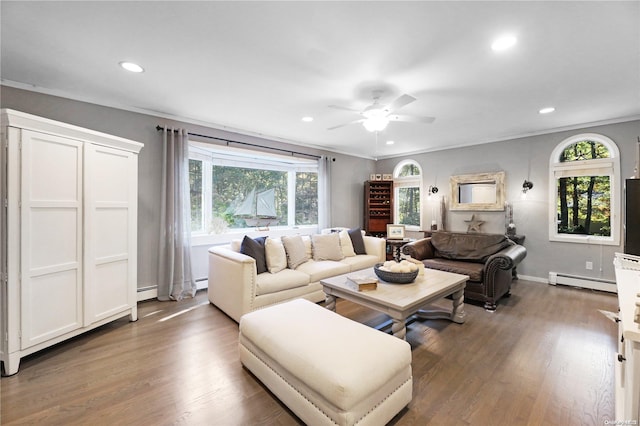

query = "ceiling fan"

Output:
[[328, 90, 435, 132]]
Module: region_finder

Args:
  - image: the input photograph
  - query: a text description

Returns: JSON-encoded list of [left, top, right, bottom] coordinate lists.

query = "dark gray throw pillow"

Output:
[[240, 236, 268, 274], [348, 228, 366, 255]]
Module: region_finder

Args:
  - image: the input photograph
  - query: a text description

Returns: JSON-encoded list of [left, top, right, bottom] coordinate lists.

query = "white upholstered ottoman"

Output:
[[239, 299, 412, 426]]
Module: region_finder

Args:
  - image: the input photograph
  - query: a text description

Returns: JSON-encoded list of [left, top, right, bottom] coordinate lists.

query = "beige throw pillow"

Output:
[[312, 233, 344, 261], [301, 235, 313, 259], [339, 229, 356, 257], [281, 235, 309, 269], [265, 237, 287, 273]]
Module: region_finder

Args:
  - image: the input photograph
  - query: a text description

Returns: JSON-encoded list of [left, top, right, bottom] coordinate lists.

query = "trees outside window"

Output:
[[188, 143, 318, 234], [394, 161, 422, 229], [549, 133, 620, 245]]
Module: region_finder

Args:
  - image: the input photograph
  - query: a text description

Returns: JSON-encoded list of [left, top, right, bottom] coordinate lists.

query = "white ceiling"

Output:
[[2, 1, 639, 159]]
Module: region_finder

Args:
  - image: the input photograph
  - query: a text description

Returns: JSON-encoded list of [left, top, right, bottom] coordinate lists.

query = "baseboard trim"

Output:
[[137, 287, 158, 302], [136, 280, 207, 302], [517, 274, 548, 284]]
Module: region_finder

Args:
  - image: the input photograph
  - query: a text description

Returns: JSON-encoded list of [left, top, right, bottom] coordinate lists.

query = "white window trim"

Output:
[[393, 160, 423, 231], [548, 133, 620, 245]]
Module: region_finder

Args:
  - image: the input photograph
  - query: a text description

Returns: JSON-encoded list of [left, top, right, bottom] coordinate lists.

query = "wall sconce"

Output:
[[521, 180, 533, 199], [428, 185, 439, 199]]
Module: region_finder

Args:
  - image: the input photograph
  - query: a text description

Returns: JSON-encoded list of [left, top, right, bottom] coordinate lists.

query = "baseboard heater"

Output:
[[548, 272, 617, 293]]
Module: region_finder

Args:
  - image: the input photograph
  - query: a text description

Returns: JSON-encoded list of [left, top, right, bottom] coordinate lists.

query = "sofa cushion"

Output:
[[431, 232, 512, 262], [241, 236, 268, 274], [348, 227, 367, 255], [340, 254, 380, 271], [312, 233, 344, 261], [423, 258, 484, 282], [296, 260, 350, 282], [255, 268, 311, 296], [282, 235, 309, 269], [338, 229, 356, 257], [265, 237, 287, 274]]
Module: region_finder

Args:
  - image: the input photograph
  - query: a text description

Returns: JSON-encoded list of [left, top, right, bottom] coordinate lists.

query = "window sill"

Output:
[[549, 234, 619, 246], [191, 225, 319, 247]]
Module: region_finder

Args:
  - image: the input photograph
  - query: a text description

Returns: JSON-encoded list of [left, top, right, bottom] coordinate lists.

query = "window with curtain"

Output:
[[188, 142, 319, 235], [548, 133, 620, 245], [393, 160, 422, 230]]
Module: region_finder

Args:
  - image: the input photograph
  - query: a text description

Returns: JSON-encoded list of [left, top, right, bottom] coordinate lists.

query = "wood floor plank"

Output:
[[1, 280, 617, 425]]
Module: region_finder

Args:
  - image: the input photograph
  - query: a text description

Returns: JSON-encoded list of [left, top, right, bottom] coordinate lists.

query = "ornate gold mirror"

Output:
[[450, 171, 505, 211]]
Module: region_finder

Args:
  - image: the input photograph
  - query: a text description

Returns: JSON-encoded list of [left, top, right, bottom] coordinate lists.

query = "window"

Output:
[[189, 142, 319, 236], [393, 160, 422, 229], [548, 133, 620, 245]]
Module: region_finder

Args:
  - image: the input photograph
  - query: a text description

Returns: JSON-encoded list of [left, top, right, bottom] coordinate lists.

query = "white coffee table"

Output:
[[321, 267, 468, 340]]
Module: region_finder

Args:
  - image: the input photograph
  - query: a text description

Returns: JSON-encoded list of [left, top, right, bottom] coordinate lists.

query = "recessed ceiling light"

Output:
[[491, 35, 517, 51], [119, 61, 144, 73], [539, 107, 556, 114], [386, 140, 395, 145], [301, 116, 313, 122]]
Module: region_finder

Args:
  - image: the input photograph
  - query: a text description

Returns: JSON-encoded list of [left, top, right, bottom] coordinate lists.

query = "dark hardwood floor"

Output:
[[1, 280, 618, 425]]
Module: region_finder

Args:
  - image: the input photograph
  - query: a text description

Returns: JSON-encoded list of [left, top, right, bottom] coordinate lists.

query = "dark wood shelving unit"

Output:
[[364, 180, 393, 237]]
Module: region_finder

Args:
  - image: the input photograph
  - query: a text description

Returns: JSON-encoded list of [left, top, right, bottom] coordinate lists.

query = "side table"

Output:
[[386, 238, 411, 261]]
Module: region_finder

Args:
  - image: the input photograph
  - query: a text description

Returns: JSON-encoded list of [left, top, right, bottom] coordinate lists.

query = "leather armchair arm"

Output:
[[401, 238, 435, 261], [485, 244, 527, 271]]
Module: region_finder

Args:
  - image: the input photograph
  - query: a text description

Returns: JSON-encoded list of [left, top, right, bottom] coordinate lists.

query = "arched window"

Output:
[[393, 160, 422, 230], [548, 133, 620, 245]]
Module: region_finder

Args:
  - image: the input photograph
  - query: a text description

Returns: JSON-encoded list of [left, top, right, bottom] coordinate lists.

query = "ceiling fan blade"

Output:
[[388, 114, 435, 124], [328, 104, 361, 113], [387, 94, 416, 113], [327, 119, 364, 130]]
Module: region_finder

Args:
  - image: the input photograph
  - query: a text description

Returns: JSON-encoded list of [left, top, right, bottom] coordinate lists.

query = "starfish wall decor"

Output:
[[465, 214, 484, 233]]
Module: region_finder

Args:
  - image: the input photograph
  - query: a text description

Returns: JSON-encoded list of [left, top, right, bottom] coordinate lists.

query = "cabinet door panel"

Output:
[[84, 144, 136, 323], [29, 208, 79, 270], [21, 130, 83, 349], [24, 270, 81, 345], [93, 261, 130, 319]]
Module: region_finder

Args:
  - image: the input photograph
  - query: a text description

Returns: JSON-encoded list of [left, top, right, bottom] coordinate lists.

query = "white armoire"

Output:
[[0, 109, 143, 375]]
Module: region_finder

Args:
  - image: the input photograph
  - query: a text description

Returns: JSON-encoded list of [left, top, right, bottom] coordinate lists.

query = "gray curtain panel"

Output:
[[158, 127, 196, 301]]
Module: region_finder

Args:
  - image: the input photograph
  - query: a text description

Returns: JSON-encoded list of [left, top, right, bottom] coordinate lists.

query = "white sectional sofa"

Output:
[[208, 229, 385, 322]]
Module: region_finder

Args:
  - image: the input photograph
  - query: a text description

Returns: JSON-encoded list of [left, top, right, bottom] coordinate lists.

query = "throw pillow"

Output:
[[312, 233, 344, 261], [301, 235, 313, 259], [348, 227, 367, 255], [265, 237, 287, 274], [281, 235, 309, 269], [339, 229, 356, 257], [230, 239, 242, 252], [240, 236, 268, 274]]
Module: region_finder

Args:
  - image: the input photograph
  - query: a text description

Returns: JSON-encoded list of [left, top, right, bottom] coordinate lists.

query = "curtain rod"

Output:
[[156, 125, 321, 160]]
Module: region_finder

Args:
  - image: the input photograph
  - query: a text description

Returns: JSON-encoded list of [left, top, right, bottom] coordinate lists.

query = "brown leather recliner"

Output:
[[402, 231, 527, 311]]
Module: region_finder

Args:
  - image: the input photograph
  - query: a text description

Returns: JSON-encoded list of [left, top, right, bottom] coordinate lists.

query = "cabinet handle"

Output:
[[618, 354, 626, 362], [615, 316, 621, 323]]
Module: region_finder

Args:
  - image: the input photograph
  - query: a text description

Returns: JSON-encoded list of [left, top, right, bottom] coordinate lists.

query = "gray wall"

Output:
[[1, 86, 374, 287], [375, 119, 640, 282]]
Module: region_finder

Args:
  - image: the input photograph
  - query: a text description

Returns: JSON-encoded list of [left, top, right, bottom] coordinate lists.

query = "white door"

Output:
[[84, 144, 137, 324], [20, 130, 83, 349]]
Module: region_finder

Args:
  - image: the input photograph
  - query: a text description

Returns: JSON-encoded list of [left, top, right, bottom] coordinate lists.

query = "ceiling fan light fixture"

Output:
[[363, 116, 389, 132], [362, 107, 389, 132]]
